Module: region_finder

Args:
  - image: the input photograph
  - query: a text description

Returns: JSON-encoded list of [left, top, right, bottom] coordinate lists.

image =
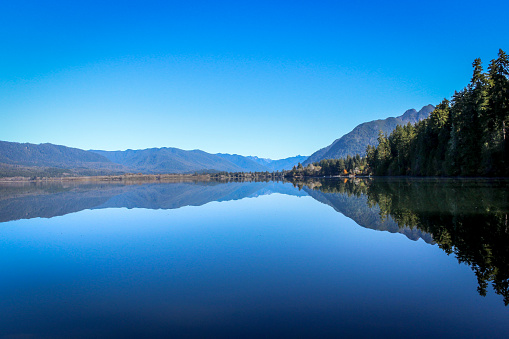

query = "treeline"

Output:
[[0, 165, 68, 179], [367, 49, 509, 176], [209, 171, 285, 181], [285, 154, 369, 178]]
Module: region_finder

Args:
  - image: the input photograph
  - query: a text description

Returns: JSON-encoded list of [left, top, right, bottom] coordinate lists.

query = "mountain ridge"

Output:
[[0, 140, 306, 176], [91, 148, 246, 174], [0, 140, 128, 175], [303, 105, 435, 165]]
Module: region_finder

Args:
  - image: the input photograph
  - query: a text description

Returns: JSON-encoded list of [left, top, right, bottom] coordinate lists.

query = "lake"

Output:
[[0, 178, 508, 338]]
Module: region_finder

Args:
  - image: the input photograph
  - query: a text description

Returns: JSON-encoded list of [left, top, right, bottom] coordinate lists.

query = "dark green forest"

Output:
[[367, 50, 509, 176]]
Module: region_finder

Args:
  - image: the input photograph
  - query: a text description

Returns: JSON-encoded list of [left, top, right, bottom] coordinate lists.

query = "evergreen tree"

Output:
[[487, 49, 509, 175], [337, 158, 345, 174], [457, 58, 488, 175]]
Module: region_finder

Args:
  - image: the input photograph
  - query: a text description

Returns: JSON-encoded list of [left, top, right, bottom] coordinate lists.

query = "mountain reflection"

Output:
[[0, 180, 428, 244], [0, 181, 306, 223], [1, 178, 508, 305]]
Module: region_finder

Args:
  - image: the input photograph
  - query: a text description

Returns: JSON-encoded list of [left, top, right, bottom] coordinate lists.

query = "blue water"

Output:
[[0, 180, 507, 338]]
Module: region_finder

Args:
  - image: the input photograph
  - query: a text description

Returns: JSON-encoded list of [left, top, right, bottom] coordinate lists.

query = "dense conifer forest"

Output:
[[366, 50, 509, 176]]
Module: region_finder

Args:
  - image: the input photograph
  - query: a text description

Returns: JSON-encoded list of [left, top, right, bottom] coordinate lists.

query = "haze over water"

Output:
[[0, 178, 508, 337]]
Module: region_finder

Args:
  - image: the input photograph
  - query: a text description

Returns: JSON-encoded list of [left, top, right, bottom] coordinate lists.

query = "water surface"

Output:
[[0, 179, 508, 337]]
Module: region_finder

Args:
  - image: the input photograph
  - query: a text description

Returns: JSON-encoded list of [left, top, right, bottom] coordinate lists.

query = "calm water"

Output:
[[0, 178, 508, 338]]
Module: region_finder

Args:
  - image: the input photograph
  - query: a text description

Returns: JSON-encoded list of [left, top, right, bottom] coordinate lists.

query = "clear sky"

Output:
[[1, 0, 508, 159]]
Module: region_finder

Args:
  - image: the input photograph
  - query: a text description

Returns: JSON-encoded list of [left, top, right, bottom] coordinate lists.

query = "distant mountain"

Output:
[[303, 105, 434, 165], [0, 140, 127, 175], [215, 154, 269, 172], [91, 148, 247, 174], [247, 156, 272, 166], [214, 154, 309, 172], [247, 155, 309, 171], [268, 155, 309, 171]]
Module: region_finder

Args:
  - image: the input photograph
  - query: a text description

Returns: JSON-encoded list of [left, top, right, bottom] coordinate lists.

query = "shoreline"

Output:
[[2, 173, 508, 184], [0, 173, 213, 183]]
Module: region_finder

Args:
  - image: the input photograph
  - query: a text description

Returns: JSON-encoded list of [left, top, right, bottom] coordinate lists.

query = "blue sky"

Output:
[[1, 0, 508, 159]]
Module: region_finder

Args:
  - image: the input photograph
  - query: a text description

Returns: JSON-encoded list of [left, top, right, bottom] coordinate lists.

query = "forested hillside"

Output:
[[303, 105, 434, 165], [367, 50, 509, 177], [0, 141, 127, 176]]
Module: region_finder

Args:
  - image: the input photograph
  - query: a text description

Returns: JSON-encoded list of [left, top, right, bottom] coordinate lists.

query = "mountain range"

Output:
[[0, 140, 306, 177], [0, 105, 434, 177], [303, 104, 434, 165]]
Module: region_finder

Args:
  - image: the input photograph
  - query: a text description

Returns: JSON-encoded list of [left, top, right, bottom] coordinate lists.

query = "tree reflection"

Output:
[[299, 178, 509, 305]]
